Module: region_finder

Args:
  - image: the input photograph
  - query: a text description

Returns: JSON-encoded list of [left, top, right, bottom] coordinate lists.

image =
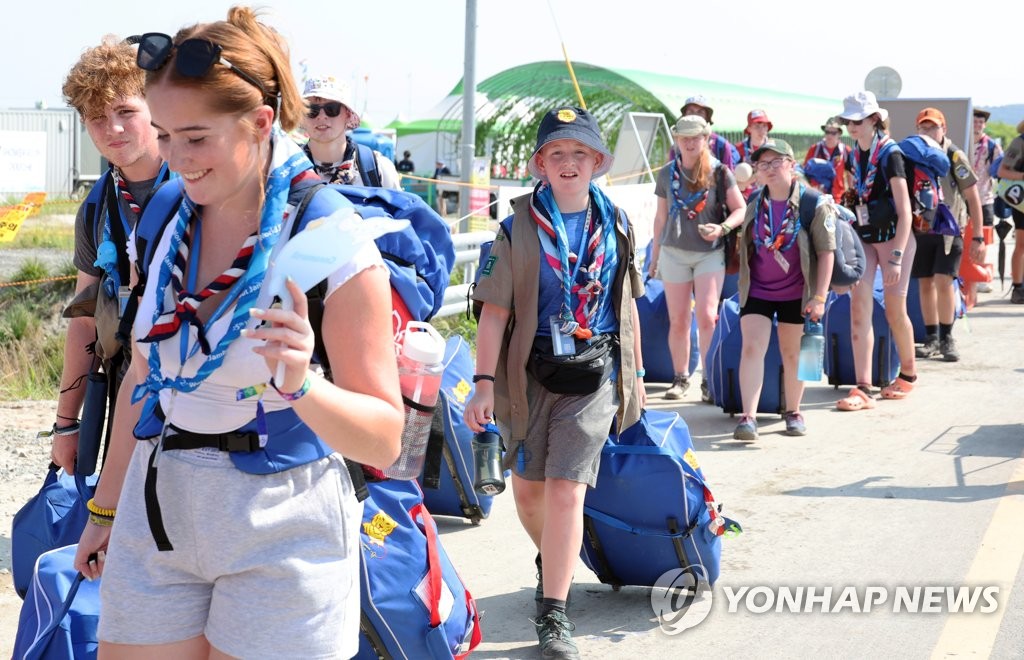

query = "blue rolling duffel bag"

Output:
[[356, 479, 482, 659], [705, 294, 785, 415], [12, 465, 97, 599], [636, 276, 700, 383], [12, 544, 100, 660], [580, 410, 729, 589], [822, 288, 900, 388], [419, 335, 495, 525]]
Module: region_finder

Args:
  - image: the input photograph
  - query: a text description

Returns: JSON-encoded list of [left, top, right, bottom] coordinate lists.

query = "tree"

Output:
[[985, 121, 1017, 147]]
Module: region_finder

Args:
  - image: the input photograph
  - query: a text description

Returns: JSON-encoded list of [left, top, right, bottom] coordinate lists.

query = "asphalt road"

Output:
[[435, 284, 1024, 659]]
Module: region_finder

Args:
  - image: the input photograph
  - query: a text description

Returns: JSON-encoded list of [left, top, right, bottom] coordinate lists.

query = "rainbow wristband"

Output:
[[271, 376, 312, 402]]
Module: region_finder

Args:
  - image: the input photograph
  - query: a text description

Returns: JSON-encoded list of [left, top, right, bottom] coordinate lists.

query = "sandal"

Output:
[[881, 376, 915, 400], [836, 386, 876, 411]]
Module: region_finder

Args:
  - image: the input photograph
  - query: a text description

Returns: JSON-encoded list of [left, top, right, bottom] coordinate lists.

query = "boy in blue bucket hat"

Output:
[[466, 106, 646, 659]]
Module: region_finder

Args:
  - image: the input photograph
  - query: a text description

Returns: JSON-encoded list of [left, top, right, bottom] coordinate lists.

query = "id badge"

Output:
[[773, 248, 790, 274], [549, 316, 576, 356], [855, 204, 869, 227]]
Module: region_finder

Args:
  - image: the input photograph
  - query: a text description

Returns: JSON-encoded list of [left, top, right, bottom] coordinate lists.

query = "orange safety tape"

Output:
[[0, 274, 77, 288]]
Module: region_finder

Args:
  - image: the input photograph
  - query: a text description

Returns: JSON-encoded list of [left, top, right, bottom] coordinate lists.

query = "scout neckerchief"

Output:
[[94, 164, 171, 292], [131, 131, 317, 417], [529, 181, 617, 340], [814, 141, 846, 166], [756, 181, 801, 252], [741, 136, 766, 164], [304, 138, 359, 185], [669, 158, 709, 220], [852, 132, 891, 203]]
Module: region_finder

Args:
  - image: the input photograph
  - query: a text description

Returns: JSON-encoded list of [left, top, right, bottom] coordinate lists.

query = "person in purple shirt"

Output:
[[732, 139, 835, 441]]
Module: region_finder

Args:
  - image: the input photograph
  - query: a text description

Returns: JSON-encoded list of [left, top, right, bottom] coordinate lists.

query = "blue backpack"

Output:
[[705, 294, 785, 414]]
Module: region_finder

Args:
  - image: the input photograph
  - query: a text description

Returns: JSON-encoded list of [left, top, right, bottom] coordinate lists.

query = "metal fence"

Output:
[[435, 230, 495, 319]]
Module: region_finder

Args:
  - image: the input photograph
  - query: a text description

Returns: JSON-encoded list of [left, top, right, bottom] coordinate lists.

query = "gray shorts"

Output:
[[99, 441, 362, 659], [500, 372, 616, 487]]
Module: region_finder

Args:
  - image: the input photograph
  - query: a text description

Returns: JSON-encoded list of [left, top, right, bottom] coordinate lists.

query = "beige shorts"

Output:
[[99, 441, 362, 658], [657, 245, 725, 283]]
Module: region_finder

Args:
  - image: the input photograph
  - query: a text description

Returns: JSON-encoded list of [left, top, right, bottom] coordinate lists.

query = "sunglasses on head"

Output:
[[136, 32, 268, 101], [840, 118, 865, 126], [307, 102, 344, 119]]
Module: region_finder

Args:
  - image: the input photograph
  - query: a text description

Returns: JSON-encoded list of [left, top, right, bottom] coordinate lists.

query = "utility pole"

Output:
[[458, 0, 477, 232]]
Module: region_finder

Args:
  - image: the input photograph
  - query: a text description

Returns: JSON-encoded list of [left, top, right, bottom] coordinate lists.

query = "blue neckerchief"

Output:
[[132, 132, 313, 421]]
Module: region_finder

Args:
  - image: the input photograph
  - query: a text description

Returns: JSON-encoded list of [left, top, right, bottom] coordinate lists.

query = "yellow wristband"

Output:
[[813, 294, 827, 303], [86, 498, 117, 518]]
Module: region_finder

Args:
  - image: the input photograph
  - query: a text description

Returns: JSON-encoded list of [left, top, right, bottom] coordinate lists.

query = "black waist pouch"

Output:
[[528, 333, 617, 395]]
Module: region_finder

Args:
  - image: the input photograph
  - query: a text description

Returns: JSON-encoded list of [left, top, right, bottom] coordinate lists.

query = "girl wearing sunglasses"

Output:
[[299, 74, 401, 189], [73, 7, 403, 658], [835, 91, 918, 410]]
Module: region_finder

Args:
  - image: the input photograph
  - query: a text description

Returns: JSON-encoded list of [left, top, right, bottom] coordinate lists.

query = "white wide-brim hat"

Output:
[[839, 91, 888, 123]]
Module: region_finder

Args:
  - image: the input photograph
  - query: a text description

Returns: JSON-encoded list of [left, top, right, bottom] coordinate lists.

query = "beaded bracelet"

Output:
[[271, 376, 312, 402], [89, 513, 114, 528], [86, 498, 117, 518]]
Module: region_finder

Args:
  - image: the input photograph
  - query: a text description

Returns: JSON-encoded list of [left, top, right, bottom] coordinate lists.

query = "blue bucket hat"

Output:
[[527, 106, 614, 181]]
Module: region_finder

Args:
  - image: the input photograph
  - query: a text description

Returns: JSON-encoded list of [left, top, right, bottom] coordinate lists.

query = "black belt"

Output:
[[144, 426, 261, 552]]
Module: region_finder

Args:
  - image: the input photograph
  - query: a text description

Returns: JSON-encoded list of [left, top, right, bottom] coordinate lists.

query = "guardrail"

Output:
[[435, 230, 496, 319]]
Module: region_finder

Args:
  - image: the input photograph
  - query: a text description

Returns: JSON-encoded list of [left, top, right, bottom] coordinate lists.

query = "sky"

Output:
[[1, 0, 1020, 126]]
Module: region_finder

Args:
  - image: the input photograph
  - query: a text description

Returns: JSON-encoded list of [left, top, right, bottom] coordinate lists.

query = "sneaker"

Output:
[[939, 335, 960, 362], [915, 336, 941, 359], [700, 378, 712, 403], [535, 610, 579, 660], [733, 415, 758, 441], [783, 411, 807, 436], [977, 282, 993, 293], [664, 374, 690, 400], [1012, 287, 1024, 304]]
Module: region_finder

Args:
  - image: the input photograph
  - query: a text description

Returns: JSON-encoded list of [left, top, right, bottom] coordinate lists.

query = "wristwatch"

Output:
[[892, 249, 904, 258], [972, 236, 985, 243]]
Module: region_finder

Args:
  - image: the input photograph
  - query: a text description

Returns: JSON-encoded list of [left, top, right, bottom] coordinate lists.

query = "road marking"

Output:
[[931, 451, 1024, 659]]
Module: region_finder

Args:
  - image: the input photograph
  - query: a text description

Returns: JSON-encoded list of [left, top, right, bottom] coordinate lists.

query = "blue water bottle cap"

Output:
[[805, 318, 822, 333], [483, 422, 500, 435]]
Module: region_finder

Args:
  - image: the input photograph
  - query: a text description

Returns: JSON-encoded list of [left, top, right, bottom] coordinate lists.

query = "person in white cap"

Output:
[[835, 91, 918, 410], [299, 74, 400, 189]]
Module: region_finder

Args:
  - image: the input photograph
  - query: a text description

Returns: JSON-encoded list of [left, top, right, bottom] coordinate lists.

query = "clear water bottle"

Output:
[[472, 423, 505, 496], [382, 322, 445, 480], [797, 318, 824, 382]]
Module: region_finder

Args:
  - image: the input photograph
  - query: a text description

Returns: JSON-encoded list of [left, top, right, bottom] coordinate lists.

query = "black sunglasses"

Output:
[[307, 102, 344, 119], [839, 118, 865, 127], [136, 32, 268, 102]]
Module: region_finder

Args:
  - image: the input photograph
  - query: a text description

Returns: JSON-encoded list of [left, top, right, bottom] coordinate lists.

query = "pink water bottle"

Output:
[[382, 321, 446, 480]]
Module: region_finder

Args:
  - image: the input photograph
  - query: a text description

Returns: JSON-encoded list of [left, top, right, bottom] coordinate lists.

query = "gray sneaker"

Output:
[[535, 610, 579, 659], [939, 335, 960, 362], [783, 411, 807, 436], [915, 336, 941, 358], [664, 374, 690, 400], [1012, 287, 1024, 304], [700, 378, 712, 403], [733, 415, 758, 441]]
